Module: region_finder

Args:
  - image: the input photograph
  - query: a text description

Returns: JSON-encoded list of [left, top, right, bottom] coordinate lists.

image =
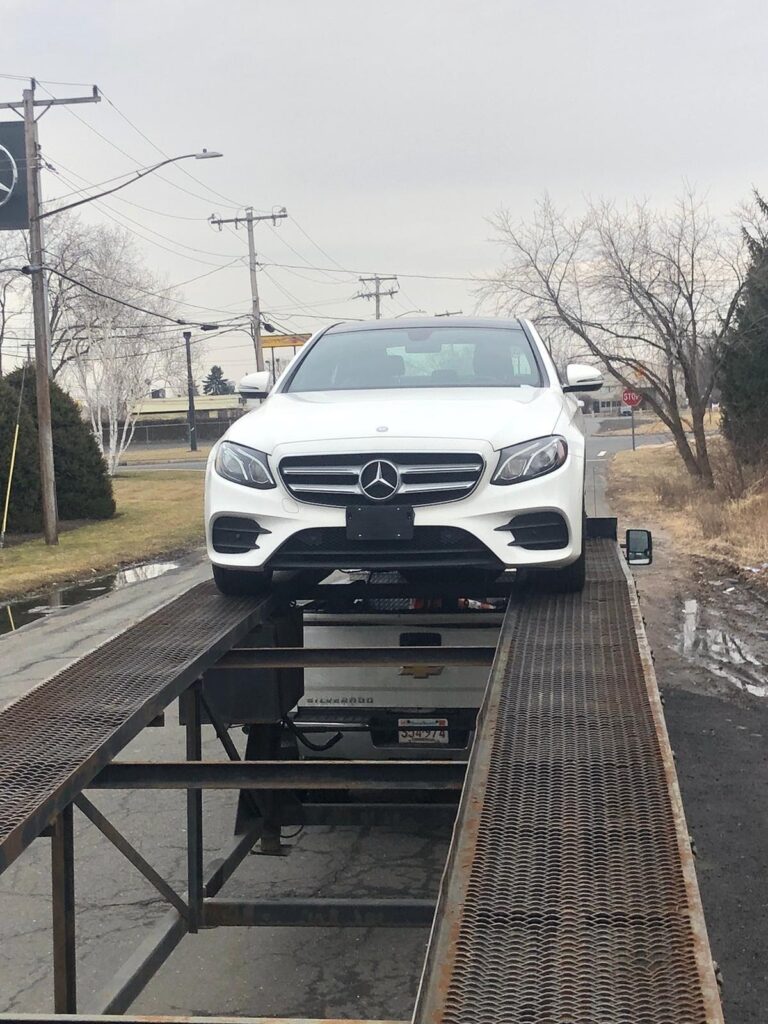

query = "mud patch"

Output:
[[678, 582, 768, 699]]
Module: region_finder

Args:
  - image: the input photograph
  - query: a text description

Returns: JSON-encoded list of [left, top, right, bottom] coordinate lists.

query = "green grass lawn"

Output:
[[0, 472, 205, 601], [118, 445, 212, 465]]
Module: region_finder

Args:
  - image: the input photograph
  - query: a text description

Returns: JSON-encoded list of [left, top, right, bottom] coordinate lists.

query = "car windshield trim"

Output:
[[282, 326, 546, 393]]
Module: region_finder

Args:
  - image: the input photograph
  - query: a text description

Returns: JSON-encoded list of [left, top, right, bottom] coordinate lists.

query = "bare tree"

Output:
[[42, 215, 98, 377], [482, 190, 745, 485], [61, 226, 185, 474], [0, 233, 28, 376]]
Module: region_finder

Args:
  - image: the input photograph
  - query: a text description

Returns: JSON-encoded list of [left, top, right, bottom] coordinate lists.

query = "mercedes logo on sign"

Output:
[[0, 144, 18, 209], [359, 459, 400, 501]]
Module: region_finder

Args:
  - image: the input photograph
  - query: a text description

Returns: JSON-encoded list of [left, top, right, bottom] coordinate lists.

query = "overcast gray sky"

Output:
[[3, 0, 767, 378]]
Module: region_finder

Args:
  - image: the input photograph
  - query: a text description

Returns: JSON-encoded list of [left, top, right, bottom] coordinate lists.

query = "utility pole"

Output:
[[0, 80, 100, 545], [356, 275, 399, 319], [210, 207, 287, 372], [183, 331, 198, 452]]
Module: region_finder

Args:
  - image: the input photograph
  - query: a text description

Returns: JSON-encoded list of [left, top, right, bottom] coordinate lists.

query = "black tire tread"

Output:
[[212, 564, 273, 596]]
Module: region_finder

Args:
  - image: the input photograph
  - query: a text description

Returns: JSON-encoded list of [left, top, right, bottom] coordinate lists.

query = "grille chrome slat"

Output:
[[290, 483, 361, 494], [279, 452, 485, 507], [281, 466, 360, 477], [400, 480, 475, 494], [400, 464, 483, 476]]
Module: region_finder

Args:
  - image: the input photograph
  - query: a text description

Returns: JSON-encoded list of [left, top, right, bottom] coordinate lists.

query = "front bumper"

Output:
[[205, 440, 585, 572]]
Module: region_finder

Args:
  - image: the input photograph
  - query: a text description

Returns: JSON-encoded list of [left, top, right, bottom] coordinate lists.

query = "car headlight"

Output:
[[214, 441, 275, 489], [491, 435, 568, 485]]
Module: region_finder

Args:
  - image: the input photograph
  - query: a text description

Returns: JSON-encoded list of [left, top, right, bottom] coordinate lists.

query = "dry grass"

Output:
[[0, 472, 205, 600], [118, 445, 211, 465], [608, 441, 768, 573], [599, 417, 669, 437], [599, 409, 722, 438]]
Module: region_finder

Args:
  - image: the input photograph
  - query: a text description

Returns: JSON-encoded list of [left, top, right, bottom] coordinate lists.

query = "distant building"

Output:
[[134, 394, 243, 422]]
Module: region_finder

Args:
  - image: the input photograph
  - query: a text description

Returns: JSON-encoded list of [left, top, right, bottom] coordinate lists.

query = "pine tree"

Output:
[[5, 366, 115, 526], [720, 192, 768, 465], [202, 365, 232, 396], [0, 373, 41, 533]]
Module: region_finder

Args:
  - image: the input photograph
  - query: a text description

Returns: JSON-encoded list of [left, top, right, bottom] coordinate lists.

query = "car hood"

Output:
[[224, 388, 565, 453]]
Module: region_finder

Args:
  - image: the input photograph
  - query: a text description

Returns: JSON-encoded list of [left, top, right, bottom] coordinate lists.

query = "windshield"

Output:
[[283, 326, 544, 392]]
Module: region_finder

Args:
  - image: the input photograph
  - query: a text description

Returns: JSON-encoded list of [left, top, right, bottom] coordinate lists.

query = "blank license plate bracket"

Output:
[[346, 505, 415, 541]]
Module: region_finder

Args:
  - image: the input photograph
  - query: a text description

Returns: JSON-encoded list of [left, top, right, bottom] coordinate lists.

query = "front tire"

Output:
[[535, 546, 586, 593], [212, 564, 273, 596]]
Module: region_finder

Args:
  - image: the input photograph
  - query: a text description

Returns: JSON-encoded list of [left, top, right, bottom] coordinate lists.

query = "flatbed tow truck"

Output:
[[0, 518, 723, 1023]]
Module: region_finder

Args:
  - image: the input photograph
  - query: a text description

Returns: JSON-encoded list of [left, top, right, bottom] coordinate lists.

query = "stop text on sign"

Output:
[[622, 388, 642, 408]]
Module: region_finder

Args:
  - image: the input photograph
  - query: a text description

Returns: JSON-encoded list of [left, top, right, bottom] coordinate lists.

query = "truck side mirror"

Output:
[[625, 529, 653, 565]]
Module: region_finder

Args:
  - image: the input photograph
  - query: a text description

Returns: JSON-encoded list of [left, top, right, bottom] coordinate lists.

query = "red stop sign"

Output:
[[622, 388, 642, 408]]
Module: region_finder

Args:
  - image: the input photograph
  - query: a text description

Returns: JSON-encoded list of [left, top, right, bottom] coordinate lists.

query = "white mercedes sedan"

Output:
[[204, 317, 602, 594]]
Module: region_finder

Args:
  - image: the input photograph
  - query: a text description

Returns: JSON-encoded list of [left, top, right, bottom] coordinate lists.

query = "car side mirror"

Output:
[[238, 370, 271, 400], [625, 529, 653, 565], [563, 363, 603, 392]]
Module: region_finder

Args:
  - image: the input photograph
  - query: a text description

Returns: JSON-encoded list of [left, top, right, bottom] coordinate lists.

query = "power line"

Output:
[[37, 83, 236, 211], [45, 160, 242, 262], [40, 244, 243, 316], [291, 217, 352, 273], [100, 89, 246, 210], [16, 265, 221, 327], [260, 259, 491, 284], [0, 73, 97, 88]]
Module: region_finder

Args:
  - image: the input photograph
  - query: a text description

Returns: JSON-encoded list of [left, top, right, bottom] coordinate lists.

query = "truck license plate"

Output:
[[397, 717, 448, 745]]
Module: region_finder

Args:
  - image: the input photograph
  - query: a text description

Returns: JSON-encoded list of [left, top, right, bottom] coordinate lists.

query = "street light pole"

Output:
[[183, 331, 198, 452], [36, 150, 222, 221]]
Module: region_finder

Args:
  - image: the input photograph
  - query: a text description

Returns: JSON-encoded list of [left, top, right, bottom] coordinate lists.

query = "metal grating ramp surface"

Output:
[[415, 540, 722, 1024], [0, 580, 268, 872]]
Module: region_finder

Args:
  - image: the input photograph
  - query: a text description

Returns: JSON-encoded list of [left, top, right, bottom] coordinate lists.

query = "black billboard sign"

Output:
[[0, 121, 29, 231]]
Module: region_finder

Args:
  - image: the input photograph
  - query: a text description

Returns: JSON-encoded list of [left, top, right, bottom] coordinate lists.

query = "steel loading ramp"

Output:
[[0, 577, 297, 874], [414, 540, 722, 1024]]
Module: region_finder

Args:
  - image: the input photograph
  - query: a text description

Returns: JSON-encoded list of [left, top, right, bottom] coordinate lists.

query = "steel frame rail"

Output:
[[0, 565, 479, 1020], [413, 539, 724, 1024], [0, 524, 724, 1024]]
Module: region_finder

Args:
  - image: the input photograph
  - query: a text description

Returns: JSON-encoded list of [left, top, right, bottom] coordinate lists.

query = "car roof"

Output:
[[325, 315, 524, 335]]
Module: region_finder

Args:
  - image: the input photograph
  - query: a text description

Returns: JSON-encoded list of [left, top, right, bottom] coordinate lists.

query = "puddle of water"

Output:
[[1, 560, 179, 637], [678, 590, 768, 698]]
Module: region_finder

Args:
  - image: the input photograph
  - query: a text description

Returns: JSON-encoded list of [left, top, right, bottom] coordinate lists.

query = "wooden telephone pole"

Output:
[[210, 207, 287, 372], [0, 80, 100, 545], [356, 275, 399, 319]]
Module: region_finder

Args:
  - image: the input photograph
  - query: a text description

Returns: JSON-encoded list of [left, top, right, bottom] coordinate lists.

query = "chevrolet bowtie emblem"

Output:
[[399, 665, 444, 679]]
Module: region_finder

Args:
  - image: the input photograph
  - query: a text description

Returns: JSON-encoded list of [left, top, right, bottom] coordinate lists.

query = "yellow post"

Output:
[[0, 421, 21, 548]]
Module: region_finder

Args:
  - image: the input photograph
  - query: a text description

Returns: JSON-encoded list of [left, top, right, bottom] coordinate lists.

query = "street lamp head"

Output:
[[194, 150, 223, 160]]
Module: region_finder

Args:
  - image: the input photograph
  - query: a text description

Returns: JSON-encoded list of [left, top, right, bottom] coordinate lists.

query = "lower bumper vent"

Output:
[[497, 511, 569, 550], [212, 515, 270, 554]]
